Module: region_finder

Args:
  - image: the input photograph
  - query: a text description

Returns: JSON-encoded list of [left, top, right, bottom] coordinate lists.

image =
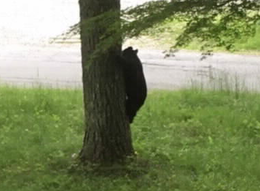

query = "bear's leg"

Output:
[[126, 99, 139, 123]]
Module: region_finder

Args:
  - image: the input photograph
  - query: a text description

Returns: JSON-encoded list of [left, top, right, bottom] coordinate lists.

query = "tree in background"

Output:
[[78, 0, 134, 165], [122, 0, 260, 53], [76, 0, 260, 166]]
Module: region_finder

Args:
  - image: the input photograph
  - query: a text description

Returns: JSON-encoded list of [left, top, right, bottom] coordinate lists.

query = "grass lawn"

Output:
[[1, 86, 260, 191]]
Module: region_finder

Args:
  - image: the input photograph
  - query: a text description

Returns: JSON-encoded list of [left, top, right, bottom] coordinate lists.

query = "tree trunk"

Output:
[[79, 0, 134, 164]]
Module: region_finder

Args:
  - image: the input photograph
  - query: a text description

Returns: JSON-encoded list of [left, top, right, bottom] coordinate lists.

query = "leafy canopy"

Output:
[[64, 0, 260, 53]]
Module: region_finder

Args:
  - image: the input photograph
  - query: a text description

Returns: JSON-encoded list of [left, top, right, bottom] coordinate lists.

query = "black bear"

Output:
[[119, 47, 147, 123]]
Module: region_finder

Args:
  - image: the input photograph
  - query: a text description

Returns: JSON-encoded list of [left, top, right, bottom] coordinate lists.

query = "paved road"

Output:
[[2, 0, 259, 91], [1, 44, 260, 90]]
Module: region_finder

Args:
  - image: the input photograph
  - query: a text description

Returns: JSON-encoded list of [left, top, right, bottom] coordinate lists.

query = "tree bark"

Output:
[[79, 0, 134, 164]]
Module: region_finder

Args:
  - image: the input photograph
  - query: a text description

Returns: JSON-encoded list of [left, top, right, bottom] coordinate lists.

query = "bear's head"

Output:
[[122, 47, 140, 65]]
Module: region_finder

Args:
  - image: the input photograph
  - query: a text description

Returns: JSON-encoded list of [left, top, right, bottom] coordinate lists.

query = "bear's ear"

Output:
[[134, 49, 138, 54]]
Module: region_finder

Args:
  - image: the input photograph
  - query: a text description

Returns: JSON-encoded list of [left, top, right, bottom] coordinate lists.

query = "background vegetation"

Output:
[[66, 0, 260, 54], [126, 19, 260, 53]]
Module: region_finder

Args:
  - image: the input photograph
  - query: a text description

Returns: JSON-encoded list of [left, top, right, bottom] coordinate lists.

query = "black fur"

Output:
[[119, 47, 147, 123]]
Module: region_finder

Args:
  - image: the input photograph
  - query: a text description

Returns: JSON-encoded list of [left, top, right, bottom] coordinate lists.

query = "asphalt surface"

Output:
[[1, 0, 259, 91], [1, 44, 260, 90]]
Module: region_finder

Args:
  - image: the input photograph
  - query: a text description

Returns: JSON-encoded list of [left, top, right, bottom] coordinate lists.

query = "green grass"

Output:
[[1, 86, 260, 190], [235, 25, 260, 52]]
